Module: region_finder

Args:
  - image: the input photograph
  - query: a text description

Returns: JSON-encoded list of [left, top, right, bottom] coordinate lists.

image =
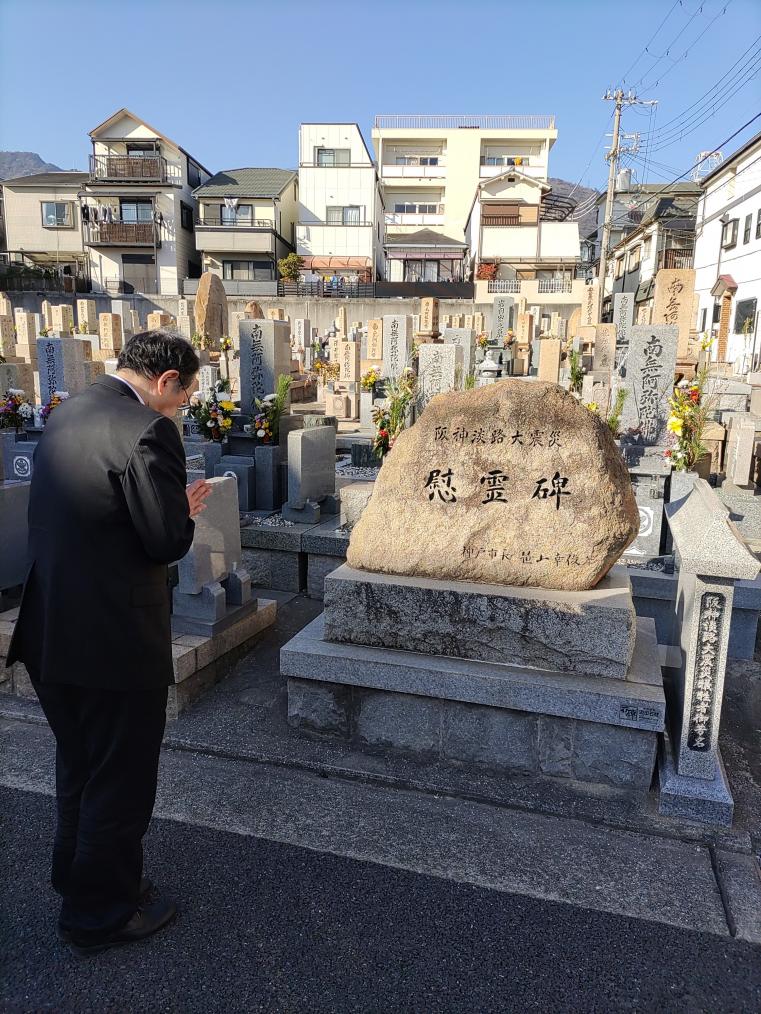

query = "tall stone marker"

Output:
[[441, 328, 475, 370], [348, 380, 639, 591], [37, 336, 95, 400], [194, 271, 227, 349], [612, 292, 635, 353], [339, 341, 361, 382], [418, 297, 440, 337], [581, 282, 600, 327], [77, 299, 98, 333], [491, 296, 513, 344], [652, 269, 696, 360], [593, 323, 616, 373], [239, 318, 291, 411], [293, 318, 311, 350], [417, 343, 463, 411], [537, 338, 562, 383], [382, 315, 411, 380], [367, 319, 383, 360], [619, 325, 678, 445]]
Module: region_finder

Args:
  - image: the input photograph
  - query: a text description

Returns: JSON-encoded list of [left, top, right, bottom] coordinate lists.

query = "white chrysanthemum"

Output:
[[257, 429, 266, 438]]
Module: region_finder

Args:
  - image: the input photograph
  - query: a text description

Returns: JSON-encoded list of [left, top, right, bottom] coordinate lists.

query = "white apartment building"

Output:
[[296, 124, 384, 284], [81, 108, 211, 295], [693, 131, 761, 369], [372, 114, 560, 282]]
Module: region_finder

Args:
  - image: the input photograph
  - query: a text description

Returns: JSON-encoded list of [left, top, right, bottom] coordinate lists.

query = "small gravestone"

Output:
[[441, 328, 475, 370], [238, 319, 291, 413], [418, 297, 440, 338], [214, 456, 257, 510], [619, 325, 678, 445], [37, 336, 93, 400], [612, 292, 635, 353], [347, 380, 639, 591], [537, 338, 562, 383], [293, 318, 311, 350], [593, 324, 616, 373], [652, 269, 696, 359], [418, 344, 462, 411], [367, 319, 383, 360], [77, 299, 98, 334], [3, 440, 36, 482], [581, 281, 600, 327], [382, 315, 411, 380], [283, 427, 338, 522]]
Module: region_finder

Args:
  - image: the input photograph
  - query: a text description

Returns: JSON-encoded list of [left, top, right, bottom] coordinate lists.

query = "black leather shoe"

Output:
[[69, 898, 177, 957], [57, 878, 155, 943]]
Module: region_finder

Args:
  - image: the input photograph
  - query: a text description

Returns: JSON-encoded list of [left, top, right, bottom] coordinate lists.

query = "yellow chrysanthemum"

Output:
[[667, 416, 683, 435]]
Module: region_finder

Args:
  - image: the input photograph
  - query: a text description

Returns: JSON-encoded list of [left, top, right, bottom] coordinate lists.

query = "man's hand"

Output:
[[186, 479, 212, 518]]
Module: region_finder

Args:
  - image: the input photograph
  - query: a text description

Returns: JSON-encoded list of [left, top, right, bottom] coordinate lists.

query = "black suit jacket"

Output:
[[7, 374, 195, 690]]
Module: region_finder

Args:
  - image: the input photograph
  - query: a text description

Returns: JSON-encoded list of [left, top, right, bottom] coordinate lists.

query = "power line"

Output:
[[637, 0, 735, 92], [647, 50, 761, 151], [566, 110, 615, 200], [642, 35, 761, 137], [619, 0, 682, 86], [628, 0, 715, 90]]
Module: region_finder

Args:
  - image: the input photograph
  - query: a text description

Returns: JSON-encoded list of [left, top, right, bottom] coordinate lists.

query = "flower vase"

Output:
[[694, 454, 711, 481]]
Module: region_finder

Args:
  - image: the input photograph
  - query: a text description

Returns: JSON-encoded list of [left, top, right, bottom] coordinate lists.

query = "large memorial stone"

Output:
[[194, 271, 227, 349], [619, 325, 678, 446], [382, 315, 411, 380], [239, 319, 291, 413], [417, 344, 463, 411], [293, 318, 311, 350], [285, 427, 337, 514], [348, 381, 639, 591], [537, 338, 561, 383]]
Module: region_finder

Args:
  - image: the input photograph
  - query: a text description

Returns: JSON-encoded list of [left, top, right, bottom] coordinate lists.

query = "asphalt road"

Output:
[[2, 787, 759, 1014]]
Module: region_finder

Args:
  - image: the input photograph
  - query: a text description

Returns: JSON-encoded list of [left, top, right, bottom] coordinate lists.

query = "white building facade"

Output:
[[296, 124, 384, 283], [693, 131, 761, 369]]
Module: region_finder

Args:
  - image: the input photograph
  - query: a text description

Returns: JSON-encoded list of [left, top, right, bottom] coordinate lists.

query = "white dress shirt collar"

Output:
[[114, 375, 146, 406]]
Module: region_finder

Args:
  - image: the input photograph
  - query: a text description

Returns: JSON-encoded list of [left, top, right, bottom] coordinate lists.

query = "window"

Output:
[[614, 257, 624, 279], [222, 259, 273, 281], [394, 202, 438, 215], [734, 298, 757, 334], [628, 246, 641, 273], [316, 148, 350, 167], [180, 201, 193, 232], [394, 155, 439, 166], [643, 236, 652, 259], [126, 142, 156, 158], [744, 214, 752, 244], [41, 201, 74, 228], [326, 205, 361, 225], [756, 209, 761, 240], [187, 160, 202, 188], [721, 218, 739, 249], [221, 204, 253, 225], [699, 308, 708, 332], [120, 200, 153, 223]]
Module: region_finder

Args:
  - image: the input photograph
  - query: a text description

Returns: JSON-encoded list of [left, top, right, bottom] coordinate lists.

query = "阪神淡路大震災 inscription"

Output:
[[687, 592, 725, 751]]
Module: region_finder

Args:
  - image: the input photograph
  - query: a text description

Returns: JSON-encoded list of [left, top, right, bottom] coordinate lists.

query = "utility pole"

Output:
[[597, 90, 657, 298]]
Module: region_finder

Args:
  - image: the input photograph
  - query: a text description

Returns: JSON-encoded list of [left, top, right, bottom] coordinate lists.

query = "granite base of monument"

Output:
[[657, 728, 734, 826], [282, 569, 665, 791]]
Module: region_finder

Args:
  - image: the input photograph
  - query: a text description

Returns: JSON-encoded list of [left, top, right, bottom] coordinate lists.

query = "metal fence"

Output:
[[374, 114, 556, 130]]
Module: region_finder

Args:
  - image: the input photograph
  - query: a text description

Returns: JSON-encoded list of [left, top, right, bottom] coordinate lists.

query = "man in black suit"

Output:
[[8, 329, 211, 956]]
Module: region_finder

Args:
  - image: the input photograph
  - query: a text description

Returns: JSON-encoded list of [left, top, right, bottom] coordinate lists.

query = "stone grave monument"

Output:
[[283, 381, 667, 793], [417, 344, 463, 411], [418, 297, 440, 339], [659, 481, 760, 824], [282, 427, 339, 523], [581, 281, 600, 328], [619, 325, 678, 446], [193, 271, 227, 350], [441, 328, 475, 371], [238, 319, 291, 413], [37, 336, 101, 401], [382, 315, 412, 380], [612, 293, 635, 359], [367, 319, 383, 361]]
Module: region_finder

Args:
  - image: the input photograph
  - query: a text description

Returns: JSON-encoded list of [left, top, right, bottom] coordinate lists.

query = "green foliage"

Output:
[[277, 253, 303, 281], [606, 388, 627, 436], [568, 350, 584, 394], [269, 373, 292, 440], [372, 369, 416, 459]]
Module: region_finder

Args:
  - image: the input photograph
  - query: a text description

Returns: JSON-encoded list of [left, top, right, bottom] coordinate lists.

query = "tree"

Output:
[[277, 253, 304, 281]]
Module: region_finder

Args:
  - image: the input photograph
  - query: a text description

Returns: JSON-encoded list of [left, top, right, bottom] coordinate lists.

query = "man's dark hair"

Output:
[[116, 329, 200, 387]]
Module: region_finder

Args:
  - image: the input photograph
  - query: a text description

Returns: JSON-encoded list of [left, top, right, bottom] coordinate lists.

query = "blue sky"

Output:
[[1, 0, 759, 192]]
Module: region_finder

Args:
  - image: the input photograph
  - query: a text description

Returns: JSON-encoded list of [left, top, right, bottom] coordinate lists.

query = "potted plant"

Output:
[[187, 384, 235, 443]]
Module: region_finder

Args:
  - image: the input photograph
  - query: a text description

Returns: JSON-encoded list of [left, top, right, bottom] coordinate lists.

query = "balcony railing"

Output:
[[197, 216, 275, 228], [380, 162, 447, 178], [659, 247, 694, 270], [278, 280, 376, 299], [487, 279, 521, 293], [480, 156, 530, 168], [538, 279, 573, 293], [84, 222, 161, 247], [483, 215, 522, 227], [374, 114, 556, 130], [89, 154, 169, 184]]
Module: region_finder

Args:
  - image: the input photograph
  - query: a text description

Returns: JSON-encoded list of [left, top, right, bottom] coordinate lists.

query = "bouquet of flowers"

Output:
[[40, 390, 69, 424], [665, 370, 712, 472], [502, 329, 515, 349], [360, 366, 381, 392], [187, 384, 235, 442], [191, 331, 211, 351], [253, 373, 292, 443], [476, 333, 490, 350], [0, 389, 34, 431], [313, 359, 340, 384], [371, 368, 416, 460]]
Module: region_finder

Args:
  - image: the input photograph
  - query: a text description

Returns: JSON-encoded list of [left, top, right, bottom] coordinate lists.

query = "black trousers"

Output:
[[31, 679, 168, 938]]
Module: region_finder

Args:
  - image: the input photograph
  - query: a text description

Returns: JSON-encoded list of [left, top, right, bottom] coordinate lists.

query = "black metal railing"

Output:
[[89, 154, 169, 183], [278, 280, 376, 298]]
